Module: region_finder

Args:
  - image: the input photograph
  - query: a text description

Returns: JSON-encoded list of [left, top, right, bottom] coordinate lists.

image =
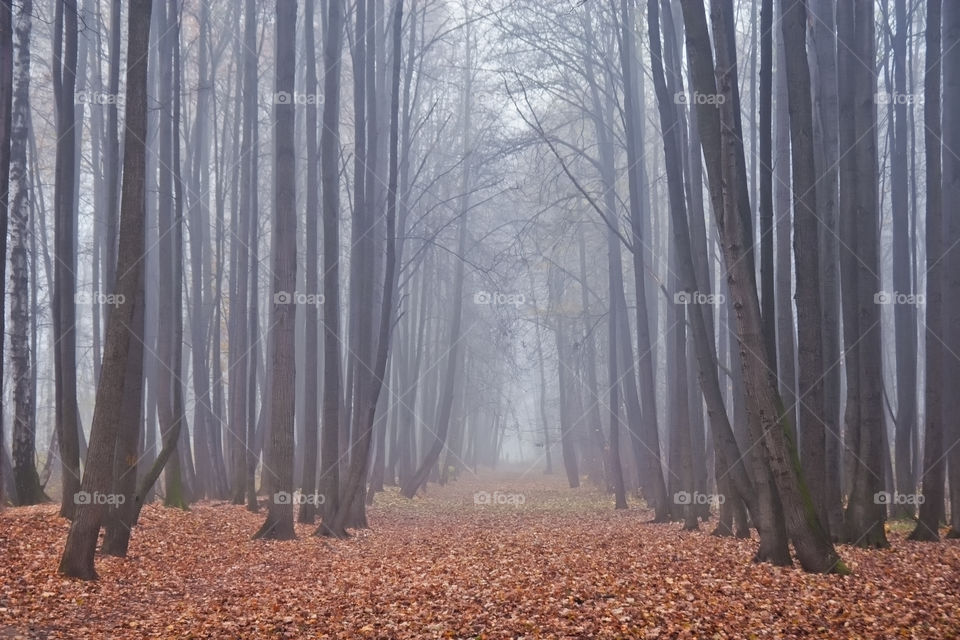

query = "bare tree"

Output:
[[255, 0, 298, 541], [58, 0, 153, 580]]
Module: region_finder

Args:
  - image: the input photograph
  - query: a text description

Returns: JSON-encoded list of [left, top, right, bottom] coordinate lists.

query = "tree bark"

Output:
[[255, 0, 298, 541], [58, 0, 152, 579], [909, 0, 944, 542]]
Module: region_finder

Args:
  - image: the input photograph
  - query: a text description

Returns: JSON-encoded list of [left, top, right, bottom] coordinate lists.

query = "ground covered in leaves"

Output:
[[1, 472, 959, 639]]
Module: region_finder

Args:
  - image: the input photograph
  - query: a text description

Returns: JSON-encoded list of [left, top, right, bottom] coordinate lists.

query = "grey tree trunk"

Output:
[[58, 0, 152, 579], [9, 0, 45, 506], [683, 0, 845, 573], [779, 0, 827, 531], [255, 0, 298, 541], [808, 0, 844, 537], [315, 0, 345, 537], [941, 0, 960, 539], [52, 0, 82, 520], [298, 0, 322, 525], [843, 0, 888, 548], [891, 0, 918, 521], [0, 0, 10, 507], [910, 0, 945, 542]]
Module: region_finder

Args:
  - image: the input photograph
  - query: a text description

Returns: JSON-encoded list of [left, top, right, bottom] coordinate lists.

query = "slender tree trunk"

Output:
[[618, 0, 667, 518], [299, 0, 322, 525], [890, 0, 918, 521], [400, 10, 471, 501], [255, 0, 298, 541], [808, 0, 844, 537], [0, 0, 11, 507], [9, 0, 45, 506], [779, 0, 828, 531], [941, 0, 960, 539], [58, 0, 152, 579], [910, 0, 944, 542], [843, 0, 888, 548], [315, 0, 345, 537], [683, 0, 846, 573], [52, 0, 82, 520]]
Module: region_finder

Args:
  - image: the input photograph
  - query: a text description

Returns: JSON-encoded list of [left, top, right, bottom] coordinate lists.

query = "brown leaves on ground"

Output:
[[1, 473, 959, 639]]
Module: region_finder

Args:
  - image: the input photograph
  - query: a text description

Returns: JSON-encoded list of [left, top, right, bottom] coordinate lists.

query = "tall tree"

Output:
[[400, 7, 473, 501], [779, 0, 827, 530], [58, 0, 153, 580], [941, 0, 960, 538], [909, 0, 944, 542], [808, 0, 843, 536], [316, 0, 346, 537], [52, 0, 82, 520], [618, 0, 668, 519], [0, 0, 10, 506], [298, 0, 321, 525], [682, 0, 845, 573], [9, 0, 44, 506], [843, 0, 888, 548], [255, 0, 298, 541], [890, 0, 918, 520]]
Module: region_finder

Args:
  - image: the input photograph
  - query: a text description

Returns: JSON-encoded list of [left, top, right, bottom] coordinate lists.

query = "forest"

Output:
[[0, 0, 959, 637]]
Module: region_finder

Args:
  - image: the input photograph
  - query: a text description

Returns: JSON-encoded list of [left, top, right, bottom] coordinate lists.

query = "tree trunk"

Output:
[[315, 0, 345, 537], [779, 0, 827, 531], [909, 0, 944, 542], [843, 0, 888, 548], [682, 0, 846, 573], [58, 0, 152, 579], [298, 0, 322, 525], [9, 0, 45, 506], [890, 0, 918, 521], [254, 0, 298, 541], [52, 0, 82, 520], [941, 0, 960, 539], [0, 0, 10, 507]]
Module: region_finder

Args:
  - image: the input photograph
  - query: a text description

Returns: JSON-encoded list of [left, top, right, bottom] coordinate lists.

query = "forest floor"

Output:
[[1, 472, 959, 639]]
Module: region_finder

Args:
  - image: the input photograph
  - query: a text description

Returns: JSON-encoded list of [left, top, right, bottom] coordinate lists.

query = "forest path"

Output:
[[1, 472, 959, 638]]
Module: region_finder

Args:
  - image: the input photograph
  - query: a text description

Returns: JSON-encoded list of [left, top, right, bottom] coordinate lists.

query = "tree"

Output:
[[779, 0, 827, 531], [909, 0, 944, 542], [298, 0, 321, 525], [52, 0, 82, 520], [9, 0, 45, 506], [316, 0, 345, 538], [941, 0, 960, 539], [890, 0, 918, 522], [682, 0, 845, 573], [843, 0, 888, 548], [0, 0, 11, 507], [400, 6, 473, 501], [647, 0, 755, 534], [255, 0, 298, 541], [617, 0, 668, 520], [58, 0, 153, 580]]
